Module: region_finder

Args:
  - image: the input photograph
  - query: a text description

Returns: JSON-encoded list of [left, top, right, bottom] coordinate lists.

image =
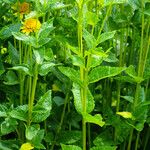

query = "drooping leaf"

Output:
[[10, 65, 32, 76], [88, 66, 125, 83], [83, 113, 105, 127]]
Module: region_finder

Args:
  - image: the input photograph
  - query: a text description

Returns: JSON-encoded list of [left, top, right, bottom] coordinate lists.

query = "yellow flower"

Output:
[[20, 143, 34, 150], [21, 18, 41, 35]]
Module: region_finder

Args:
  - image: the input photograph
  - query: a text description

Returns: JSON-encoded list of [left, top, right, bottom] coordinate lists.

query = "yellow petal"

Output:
[[20, 143, 34, 150], [116, 112, 132, 119]]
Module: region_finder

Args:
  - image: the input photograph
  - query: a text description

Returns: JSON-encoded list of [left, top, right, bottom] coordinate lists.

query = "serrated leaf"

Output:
[[83, 113, 105, 127], [88, 66, 125, 83], [61, 144, 82, 150]]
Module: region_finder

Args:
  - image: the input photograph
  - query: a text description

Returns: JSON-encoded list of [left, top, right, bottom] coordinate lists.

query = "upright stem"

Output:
[[77, 1, 87, 150]]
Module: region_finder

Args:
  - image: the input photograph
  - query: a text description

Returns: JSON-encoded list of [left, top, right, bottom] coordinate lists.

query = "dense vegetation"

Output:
[[0, 0, 150, 150]]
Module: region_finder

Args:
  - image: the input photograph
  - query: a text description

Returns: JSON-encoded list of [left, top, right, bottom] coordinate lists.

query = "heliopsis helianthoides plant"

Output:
[[12, 1, 30, 19], [21, 18, 41, 35]]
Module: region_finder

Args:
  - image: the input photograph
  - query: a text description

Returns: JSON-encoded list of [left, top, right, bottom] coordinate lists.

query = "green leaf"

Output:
[[88, 66, 125, 83], [58, 131, 81, 144], [71, 55, 85, 68], [38, 38, 51, 47], [26, 124, 40, 141], [83, 29, 96, 49], [10, 65, 32, 76], [86, 11, 99, 26], [116, 112, 133, 119], [0, 104, 8, 117], [96, 31, 116, 45], [121, 96, 133, 103], [38, 19, 55, 38], [31, 129, 45, 149], [72, 83, 95, 114], [61, 144, 82, 150], [12, 32, 36, 46], [33, 50, 43, 65], [8, 42, 19, 65], [32, 90, 52, 123], [103, 0, 127, 7], [83, 113, 105, 127], [9, 105, 28, 122], [58, 67, 82, 87], [39, 62, 55, 76], [0, 23, 21, 40], [3, 71, 19, 85], [126, 65, 144, 83], [1, 118, 18, 135]]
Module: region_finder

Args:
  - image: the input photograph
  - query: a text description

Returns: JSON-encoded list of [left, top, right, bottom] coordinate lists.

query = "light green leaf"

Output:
[[26, 124, 40, 141], [83, 29, 96, 49], [126, 65, 144, 83], [71, 55, 85, 68], [83, 113, 105, 127], [88, 66, 125, 83], [9, 105, 28, 122], [39, 63, 55, 76], [10, 65, 32, 76], [12, 32, 36, 46], [32, 90, 52, 123], [61, 144, 82, 150], [116, 112, 133, 119], [96, 31, 116, 45], [72, 83, 95, 114]]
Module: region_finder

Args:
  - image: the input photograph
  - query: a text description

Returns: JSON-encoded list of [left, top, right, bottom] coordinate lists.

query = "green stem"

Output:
[[127, 128, 133, 150], [135, 132, 140, 150]]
